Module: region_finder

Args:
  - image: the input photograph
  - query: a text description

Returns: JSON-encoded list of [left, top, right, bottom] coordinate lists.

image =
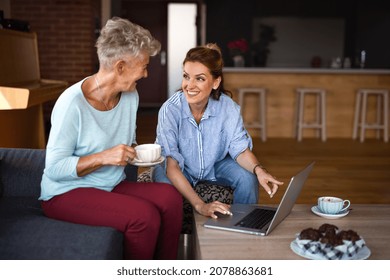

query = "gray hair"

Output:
[[96, 17, 161, 69]]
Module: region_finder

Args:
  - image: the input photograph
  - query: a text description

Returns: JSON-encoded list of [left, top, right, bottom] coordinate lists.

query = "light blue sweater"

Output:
[[40, 78, 139, 201]]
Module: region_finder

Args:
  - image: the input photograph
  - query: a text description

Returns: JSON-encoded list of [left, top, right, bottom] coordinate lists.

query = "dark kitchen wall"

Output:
[[205, 0, 390, 68]]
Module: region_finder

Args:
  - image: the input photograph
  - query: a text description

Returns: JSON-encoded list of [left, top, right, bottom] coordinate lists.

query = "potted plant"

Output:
[[227, 38, 249, 67], [252, 24, 276, 67]]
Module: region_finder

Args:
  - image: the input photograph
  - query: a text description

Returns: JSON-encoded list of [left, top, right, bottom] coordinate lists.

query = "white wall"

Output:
[[168, 3, 197, 97]]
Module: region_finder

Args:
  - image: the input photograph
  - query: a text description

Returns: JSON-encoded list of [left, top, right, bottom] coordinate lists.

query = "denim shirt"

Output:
[[156, 91, 253, 185]]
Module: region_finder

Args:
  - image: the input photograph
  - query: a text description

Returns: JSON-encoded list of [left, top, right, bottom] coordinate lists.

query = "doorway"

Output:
[[118, 0, 168, 107], [168, 3, 197, 98], [112, 0, 199, 107]]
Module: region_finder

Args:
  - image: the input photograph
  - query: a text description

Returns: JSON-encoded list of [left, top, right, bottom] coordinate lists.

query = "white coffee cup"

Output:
[[318, 196, 350, 215], [135, 144, 161, 163]]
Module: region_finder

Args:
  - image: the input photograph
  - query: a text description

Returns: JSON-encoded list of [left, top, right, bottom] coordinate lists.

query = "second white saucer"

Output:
[[311, 205, 349, 219]]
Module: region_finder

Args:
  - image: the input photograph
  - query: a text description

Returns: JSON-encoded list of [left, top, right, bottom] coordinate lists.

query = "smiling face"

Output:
[[119, 51, 150, 92], [182, 61, 221, 109]]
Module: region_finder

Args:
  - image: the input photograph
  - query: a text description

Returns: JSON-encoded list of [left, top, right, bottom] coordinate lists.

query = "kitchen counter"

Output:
[[223, 68, 390, 138], [224, 67, 390, 74]]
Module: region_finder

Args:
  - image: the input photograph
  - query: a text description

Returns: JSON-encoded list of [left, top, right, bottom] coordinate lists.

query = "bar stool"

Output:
[[352, 89, 389, 142], [294, 88, 327, 142], [237, 88, 267, 141]]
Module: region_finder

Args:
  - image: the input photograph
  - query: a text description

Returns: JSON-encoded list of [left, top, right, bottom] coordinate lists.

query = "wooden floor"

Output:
[[136, 108, 390, 205]]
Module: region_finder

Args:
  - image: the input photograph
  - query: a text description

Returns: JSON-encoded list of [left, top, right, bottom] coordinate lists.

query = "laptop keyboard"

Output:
[[235, 208, 275, 230]]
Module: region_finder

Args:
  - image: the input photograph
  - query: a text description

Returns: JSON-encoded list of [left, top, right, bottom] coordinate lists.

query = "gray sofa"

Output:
[[0, 148, 138, 260]]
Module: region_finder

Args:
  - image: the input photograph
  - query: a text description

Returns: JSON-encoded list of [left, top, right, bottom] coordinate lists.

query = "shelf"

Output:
[[0, 79, 68, 110]]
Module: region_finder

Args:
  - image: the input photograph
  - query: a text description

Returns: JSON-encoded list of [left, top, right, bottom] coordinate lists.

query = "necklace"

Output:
[[190, 104, 207, 124], [94, 75, 112, 111]]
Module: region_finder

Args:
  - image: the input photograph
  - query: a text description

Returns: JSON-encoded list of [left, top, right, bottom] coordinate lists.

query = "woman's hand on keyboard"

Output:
[[194, 201, 232, 219]]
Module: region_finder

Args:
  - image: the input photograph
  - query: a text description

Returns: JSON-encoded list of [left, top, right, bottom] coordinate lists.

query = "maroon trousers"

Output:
[[41, 181, 183, 259]]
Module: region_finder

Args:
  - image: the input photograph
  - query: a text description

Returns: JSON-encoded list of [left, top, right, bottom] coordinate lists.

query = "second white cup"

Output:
[[318, 196, 350, 215]]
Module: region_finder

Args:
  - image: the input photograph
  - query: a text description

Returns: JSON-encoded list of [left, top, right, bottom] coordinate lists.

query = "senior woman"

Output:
[[39, 17, 182, 260], [152, 43, 283, 219]]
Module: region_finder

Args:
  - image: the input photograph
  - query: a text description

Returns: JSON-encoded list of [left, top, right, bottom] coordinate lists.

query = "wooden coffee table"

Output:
[[192, 204, 390, 259]]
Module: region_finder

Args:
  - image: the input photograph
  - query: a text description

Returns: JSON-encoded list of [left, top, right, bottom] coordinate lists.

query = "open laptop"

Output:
[[203, 161, 315, 236]]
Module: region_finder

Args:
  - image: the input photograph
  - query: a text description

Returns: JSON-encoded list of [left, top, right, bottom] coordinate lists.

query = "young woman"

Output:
[[152, 43, 283, 219]]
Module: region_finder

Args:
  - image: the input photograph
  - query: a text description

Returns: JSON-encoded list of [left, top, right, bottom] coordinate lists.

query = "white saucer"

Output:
[[130, 156, 165, 167], [290, 240, 371, 260], [311, 205, 349, 219]]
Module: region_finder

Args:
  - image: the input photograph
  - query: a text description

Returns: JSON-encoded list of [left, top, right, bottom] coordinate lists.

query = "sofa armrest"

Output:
[[0, 148, 45, 198]]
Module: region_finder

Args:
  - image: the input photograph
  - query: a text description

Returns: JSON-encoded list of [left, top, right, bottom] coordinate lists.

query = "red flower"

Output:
[[227, 38, 248, 53]]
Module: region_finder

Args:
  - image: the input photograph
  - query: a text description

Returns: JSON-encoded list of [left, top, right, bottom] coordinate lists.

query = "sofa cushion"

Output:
[[182, 182, 234, 234], [0, 159, 3, 197], [0, 148, 45, 198], [194, 182, 234, 204], [0, 197, 123, 260]]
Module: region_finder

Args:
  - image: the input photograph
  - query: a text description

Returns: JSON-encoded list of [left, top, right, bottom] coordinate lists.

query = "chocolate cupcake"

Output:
[[299, 227, 322, 241], [319, 223, 339, 236], [337, 230, 361, 242], [320, 235, 343, 247]]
